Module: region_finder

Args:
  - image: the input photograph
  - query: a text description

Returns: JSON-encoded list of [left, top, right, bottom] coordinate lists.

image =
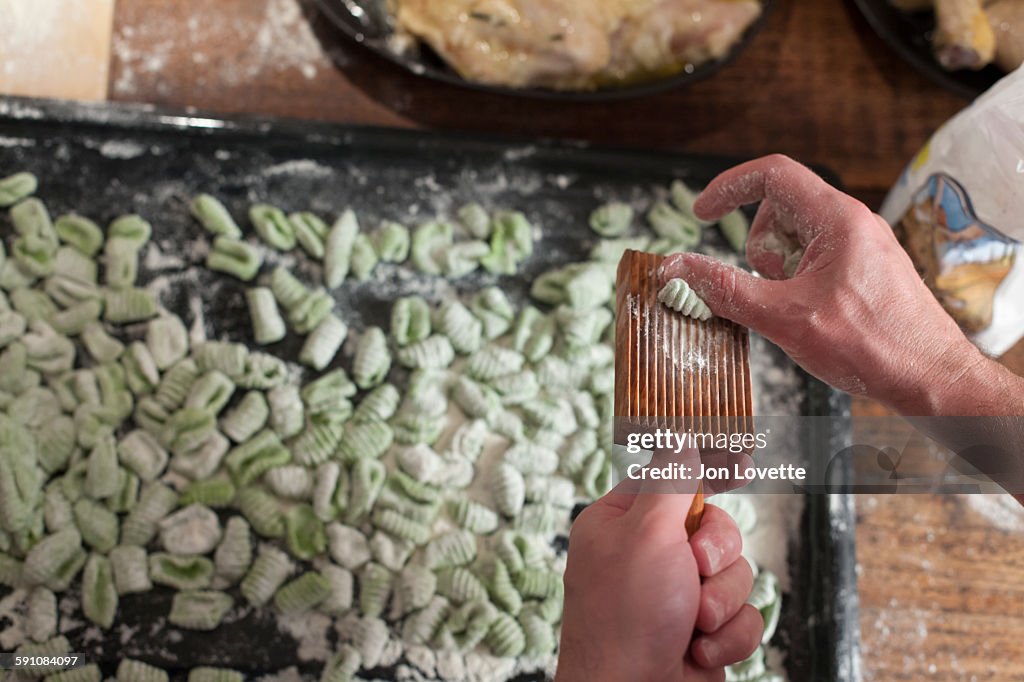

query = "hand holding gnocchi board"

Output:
[[614, 250, 754, 537]]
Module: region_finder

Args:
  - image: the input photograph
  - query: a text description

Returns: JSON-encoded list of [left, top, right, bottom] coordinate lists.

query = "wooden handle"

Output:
[[685, 483, 705, 537]]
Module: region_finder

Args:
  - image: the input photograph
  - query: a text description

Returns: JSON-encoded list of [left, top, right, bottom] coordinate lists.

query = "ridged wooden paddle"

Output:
[[614, 250, 754, 537]]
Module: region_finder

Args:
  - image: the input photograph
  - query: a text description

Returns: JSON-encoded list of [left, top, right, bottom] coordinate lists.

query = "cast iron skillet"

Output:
[[852, 0, 1005, 99], [312, 0, 775, 101]]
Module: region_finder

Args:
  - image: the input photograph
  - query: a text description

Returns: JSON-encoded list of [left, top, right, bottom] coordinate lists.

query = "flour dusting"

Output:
[[112, 0, 328, 97], [264, 159, 334, 178], [99, 139, 147, 160], [277, 612, 333, 663], [0, 137, 36, 148]]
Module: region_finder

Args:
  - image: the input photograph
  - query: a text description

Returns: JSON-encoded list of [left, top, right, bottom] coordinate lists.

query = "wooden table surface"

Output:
[[8, 0, 1024, 679]]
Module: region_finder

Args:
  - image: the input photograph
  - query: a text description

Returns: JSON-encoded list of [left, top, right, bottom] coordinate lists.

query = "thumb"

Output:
[[626, 448, 699, 530], [658, 252, 791, 337]]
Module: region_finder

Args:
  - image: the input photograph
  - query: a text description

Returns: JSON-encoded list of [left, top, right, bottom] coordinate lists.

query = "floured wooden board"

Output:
[[614, 250, 752, 422], [615, 249, 753, 536]]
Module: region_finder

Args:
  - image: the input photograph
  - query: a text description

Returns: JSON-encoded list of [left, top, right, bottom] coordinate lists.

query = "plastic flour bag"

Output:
[[881, 65, 1024, 357]]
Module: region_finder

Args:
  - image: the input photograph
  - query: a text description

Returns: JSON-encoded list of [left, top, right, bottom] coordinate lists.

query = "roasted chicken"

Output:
[[393, 0, 763, 90]]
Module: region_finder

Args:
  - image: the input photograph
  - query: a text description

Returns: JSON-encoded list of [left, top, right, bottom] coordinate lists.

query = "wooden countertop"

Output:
[[6, 0, 1024, 678]]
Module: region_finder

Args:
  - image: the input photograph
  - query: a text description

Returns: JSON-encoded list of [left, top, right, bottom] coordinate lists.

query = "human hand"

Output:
[[658, 155, 988, 416], [555, 458, 763, 682]]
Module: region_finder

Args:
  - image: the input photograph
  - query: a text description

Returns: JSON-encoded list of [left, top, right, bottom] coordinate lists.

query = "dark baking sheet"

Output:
[[313, 0, 775, 101], [851, 0, 1004, 99], [0, 96, 858, 681]]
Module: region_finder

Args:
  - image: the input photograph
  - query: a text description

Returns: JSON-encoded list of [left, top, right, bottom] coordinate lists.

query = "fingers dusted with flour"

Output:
[[659, 253, 791, 336], [692, 154, 861, 244], [658, 154, 987, 414]]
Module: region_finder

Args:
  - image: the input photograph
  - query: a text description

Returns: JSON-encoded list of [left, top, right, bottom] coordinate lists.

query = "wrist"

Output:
[[882, 340, 1022, 417]]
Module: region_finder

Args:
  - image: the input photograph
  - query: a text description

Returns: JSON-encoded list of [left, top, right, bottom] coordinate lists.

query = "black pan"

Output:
[[0, 94, 859, 681], [313, 0, 775, 101], [852, 0, 1005, 99]]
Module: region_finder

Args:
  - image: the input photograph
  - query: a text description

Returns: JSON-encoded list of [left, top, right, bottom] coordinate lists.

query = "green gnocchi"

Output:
[[0, 173, 785, 682]]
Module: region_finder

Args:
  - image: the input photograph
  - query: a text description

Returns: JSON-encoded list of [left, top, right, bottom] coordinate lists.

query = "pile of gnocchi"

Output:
[[0, 169, 780, 682]]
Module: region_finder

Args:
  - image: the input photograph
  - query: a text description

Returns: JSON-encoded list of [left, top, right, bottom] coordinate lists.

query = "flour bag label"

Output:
[[881, 65, 1024, 357]]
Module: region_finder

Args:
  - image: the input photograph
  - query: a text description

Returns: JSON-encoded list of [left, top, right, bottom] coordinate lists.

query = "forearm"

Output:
[[883, 341, 1024, 418], [882, 342, 1024, 496]]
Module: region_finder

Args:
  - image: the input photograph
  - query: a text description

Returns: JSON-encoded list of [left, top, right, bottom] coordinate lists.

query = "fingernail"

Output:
[[708, 599, 726, 631], [658, 254, 686, 280], [699, 537, 724, 574], [698, 639, 720, 665]]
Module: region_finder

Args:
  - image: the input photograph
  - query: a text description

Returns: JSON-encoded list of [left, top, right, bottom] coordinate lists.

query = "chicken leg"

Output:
[[933, 0, 997, 70]]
